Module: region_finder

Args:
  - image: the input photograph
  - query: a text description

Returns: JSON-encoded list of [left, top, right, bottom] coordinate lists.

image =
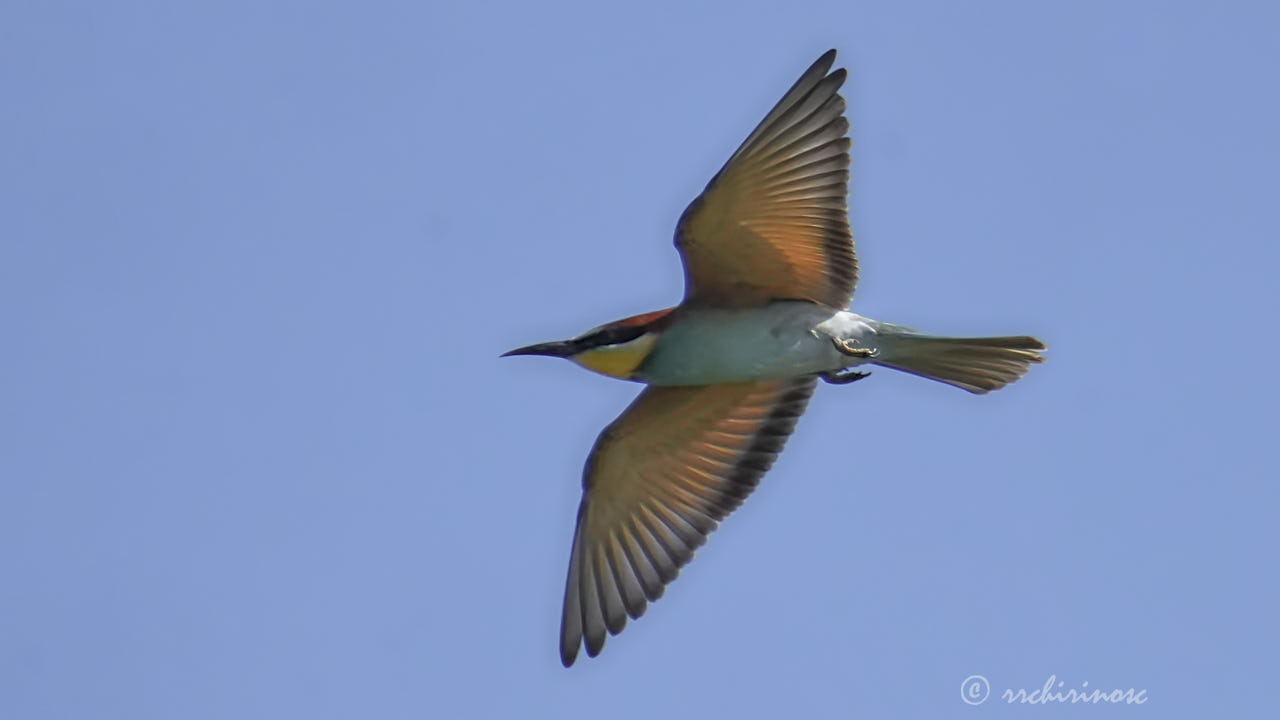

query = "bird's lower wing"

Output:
[[560, 377, 817, 666]]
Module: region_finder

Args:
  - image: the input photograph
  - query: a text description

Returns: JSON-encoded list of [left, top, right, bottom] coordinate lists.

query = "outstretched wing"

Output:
[[559, 377, 817, 666], [675, 49, 857, 309]]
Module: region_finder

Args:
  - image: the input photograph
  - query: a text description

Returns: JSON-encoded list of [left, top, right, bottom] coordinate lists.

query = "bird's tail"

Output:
[[872, 324, 1046, 394]]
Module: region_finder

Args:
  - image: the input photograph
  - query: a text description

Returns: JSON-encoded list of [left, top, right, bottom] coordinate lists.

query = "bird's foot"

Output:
[[830, 337, 878, 358], [820, 369, 871, 385]]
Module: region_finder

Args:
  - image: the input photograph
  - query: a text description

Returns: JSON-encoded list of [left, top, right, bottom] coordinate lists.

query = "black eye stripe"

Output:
[[582, 325, 646, 349]]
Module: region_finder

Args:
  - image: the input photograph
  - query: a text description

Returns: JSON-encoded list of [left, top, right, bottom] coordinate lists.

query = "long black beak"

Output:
[[501, 340, 578, 358]]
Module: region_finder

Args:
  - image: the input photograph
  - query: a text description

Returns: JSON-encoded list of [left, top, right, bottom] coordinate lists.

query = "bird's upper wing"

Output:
[[559, 377, 817, 666], [674, 49, 857, 309]]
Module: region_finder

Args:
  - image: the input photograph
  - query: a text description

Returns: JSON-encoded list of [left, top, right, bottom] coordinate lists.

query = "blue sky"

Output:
[[3, 1, 1277, 717]]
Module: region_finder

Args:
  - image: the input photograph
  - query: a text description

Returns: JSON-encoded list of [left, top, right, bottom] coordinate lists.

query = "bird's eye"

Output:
[[587, 325, 646, 348]]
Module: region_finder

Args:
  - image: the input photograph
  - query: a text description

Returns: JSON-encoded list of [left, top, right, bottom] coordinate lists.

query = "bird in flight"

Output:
[[504, 49, 1045, 666]]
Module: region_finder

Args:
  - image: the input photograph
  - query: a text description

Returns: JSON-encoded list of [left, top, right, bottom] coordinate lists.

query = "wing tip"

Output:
[[803, 50, 840, 88], [560, 641, 579, 667], [584, 632, 605, 658]]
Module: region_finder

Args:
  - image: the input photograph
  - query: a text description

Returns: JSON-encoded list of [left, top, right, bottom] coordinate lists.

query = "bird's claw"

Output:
[[830, 337, 878, 358], [820, 369, 871, 385]]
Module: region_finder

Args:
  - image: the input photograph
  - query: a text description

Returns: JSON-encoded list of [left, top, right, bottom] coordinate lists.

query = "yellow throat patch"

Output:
[[571, 334, 656, 379]]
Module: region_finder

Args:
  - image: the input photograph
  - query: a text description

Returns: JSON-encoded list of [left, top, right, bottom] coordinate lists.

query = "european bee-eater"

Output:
[[504, 49, 1045, 666]]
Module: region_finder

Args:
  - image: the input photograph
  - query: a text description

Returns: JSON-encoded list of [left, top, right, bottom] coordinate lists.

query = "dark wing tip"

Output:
[[798, 50, 839, 92], [560, 643, 578, 667]]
